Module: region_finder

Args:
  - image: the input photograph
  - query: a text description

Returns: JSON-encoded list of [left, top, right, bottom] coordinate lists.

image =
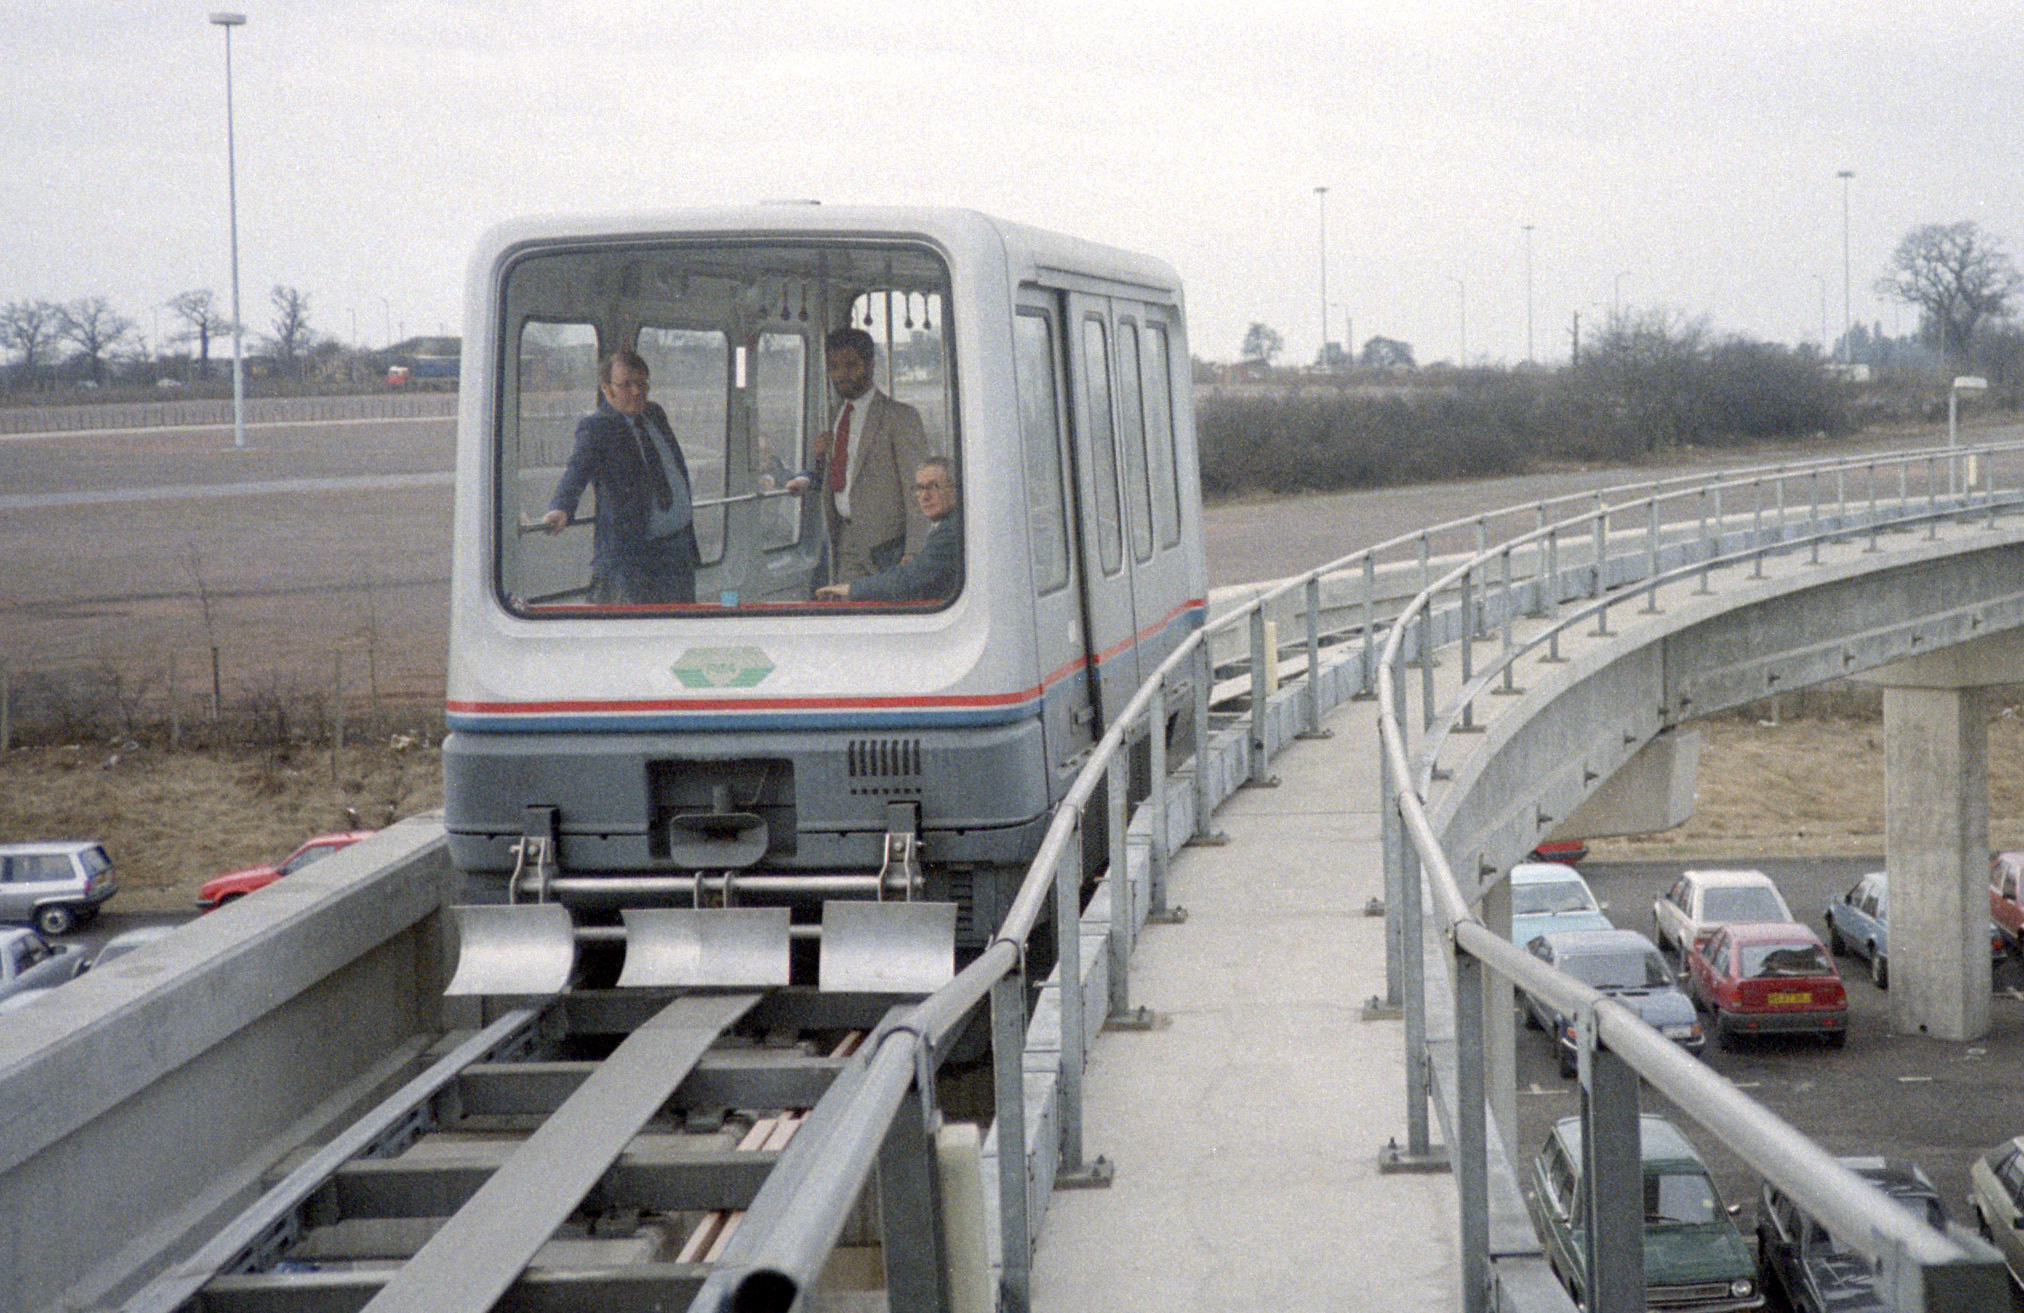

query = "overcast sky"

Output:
[[5, 1, 2020, 367]]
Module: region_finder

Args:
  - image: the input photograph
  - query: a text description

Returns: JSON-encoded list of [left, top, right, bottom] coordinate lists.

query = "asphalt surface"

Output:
[[1512, 856, 2024, 1306]]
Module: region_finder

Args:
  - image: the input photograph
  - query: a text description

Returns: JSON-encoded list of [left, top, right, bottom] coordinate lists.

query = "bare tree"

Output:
[[0, 299, 62, 388], [168, 289, 234, 378], [57, 297, 135, 387], [269, 284, 314, 378], [1875, 221, 2022, 365]]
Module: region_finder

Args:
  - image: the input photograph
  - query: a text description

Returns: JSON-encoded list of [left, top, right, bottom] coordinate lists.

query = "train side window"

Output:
[[505, 320, 601, 606], [1115, 319, 1154, 564], [753, 331, 807, 549], [635, 327, 730, 565], [1015, 312, 1071, 594], [1143, 322, 1181, 549], [1080, 316, 1123, 575]]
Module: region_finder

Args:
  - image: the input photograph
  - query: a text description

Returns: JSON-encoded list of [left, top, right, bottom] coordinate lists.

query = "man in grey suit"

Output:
[[817, 458, 961, 603], [788, 327, 930, 584]]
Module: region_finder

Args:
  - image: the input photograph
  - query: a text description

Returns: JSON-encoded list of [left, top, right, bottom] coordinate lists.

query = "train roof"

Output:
[[466, 204, 1182, 300]]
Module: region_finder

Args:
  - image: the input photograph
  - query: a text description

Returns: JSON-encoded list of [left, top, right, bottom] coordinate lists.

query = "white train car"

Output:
[[444, 206, 1205, 944]]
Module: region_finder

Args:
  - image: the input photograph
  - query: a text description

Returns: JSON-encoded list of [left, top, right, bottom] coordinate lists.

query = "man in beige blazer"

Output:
[[789, 327, 931, 584]]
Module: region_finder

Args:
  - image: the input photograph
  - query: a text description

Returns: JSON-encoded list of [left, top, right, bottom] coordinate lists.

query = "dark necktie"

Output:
[[631, 415, 674, 510], [827, 400, 855, 494]]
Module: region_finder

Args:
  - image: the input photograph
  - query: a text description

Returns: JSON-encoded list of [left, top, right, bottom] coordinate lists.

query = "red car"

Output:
[[1683, 921, 1847, 1050], [196, 831, 376, 911]]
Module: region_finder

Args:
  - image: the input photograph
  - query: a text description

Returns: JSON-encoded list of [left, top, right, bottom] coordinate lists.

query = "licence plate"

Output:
[[1768, 991, 1810, 1005]]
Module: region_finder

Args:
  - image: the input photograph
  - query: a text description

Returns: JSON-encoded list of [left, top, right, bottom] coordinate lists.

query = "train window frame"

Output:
[[1114, 316, 1155, 565], [1014, 309, 1072, 597], [634, 324, 732, 567], [1142, 320, 1182, 549], [490, 235, 964, 618], [1079, 314, 1124, 577]]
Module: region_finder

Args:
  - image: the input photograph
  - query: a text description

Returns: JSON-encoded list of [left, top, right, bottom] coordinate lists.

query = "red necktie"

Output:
[[826, 400, 854, 494]]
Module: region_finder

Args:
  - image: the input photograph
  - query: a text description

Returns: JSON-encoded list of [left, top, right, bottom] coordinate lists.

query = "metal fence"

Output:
[[0, 391, 456, 434]]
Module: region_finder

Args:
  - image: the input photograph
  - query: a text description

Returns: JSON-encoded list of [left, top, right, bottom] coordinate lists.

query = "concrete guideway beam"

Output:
[[1850, 631, 2024, 1041]]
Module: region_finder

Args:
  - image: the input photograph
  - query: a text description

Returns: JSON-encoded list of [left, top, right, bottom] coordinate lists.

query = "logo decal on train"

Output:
[[671, 647, 775, 689]]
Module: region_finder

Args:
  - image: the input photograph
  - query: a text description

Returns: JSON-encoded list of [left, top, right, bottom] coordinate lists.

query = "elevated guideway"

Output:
[[9, 442, 2024, 1313]]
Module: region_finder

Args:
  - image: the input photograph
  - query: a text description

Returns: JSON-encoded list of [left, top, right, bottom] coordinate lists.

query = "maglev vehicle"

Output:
[[443, 206, 1207, 947]]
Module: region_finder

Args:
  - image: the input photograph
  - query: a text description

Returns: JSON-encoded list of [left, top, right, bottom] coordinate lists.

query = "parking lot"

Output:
[[1513, 856, 2024, 1300]]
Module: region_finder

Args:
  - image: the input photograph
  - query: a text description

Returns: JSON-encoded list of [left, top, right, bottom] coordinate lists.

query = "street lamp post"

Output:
[[1314, 186, 1329, 365], [1837, 169, 1855, 366], [210, 12, 247, 451], [1522, 224, 1535, 365]]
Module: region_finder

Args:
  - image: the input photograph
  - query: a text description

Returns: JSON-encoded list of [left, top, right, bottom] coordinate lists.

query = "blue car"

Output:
[[1524, 928, 1705, 1075], [1823, 870, 2005, 989]]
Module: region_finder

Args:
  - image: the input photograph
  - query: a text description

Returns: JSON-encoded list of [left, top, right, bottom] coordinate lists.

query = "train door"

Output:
[[1014, 297, 1093, 794], [1064, 293, 1144, 730]]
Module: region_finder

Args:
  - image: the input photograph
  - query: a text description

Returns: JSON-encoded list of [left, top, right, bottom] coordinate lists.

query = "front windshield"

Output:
[[1646, 1170, 1720, 1225], [1740, 941, 1832, 978], [1563, 949, 1674, 990], [1515, 880, 1598, 917], [495, 239, 959, 615], [1702, 886, 1786, 923]]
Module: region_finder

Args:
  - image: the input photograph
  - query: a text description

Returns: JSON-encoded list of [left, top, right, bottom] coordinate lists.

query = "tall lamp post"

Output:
[[1314, 186, 1329, 364], [1522, 224, 1536, 365], [1837, 169, 1855, 366], [210, 12, 248, 450]]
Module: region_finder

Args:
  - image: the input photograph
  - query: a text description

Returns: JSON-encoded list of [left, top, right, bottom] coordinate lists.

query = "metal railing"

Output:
[[1378, 440, 2024, 1312], [694, 439, 2024, 1313]]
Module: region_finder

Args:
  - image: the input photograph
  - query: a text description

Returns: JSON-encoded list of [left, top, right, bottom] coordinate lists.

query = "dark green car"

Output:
[[1528, 1113, 1763, 1311]]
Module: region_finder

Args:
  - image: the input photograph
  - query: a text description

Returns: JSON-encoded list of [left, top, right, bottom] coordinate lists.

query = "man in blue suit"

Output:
[[816, 457, 961, 603], [542, 350, 699, 604]]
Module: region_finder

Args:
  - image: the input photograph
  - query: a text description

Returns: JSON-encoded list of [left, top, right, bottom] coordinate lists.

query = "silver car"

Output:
[[0, 927, 88, 1004], [0, 841, 118, 936]]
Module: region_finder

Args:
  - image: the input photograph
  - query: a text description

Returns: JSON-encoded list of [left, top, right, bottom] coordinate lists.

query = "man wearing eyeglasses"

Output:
[[815, 458, 961, 602]]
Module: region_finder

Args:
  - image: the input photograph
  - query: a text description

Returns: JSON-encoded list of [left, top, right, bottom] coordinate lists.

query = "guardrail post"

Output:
[[1106, 752, 1132, 1025], [1189, 644, 1225, 845], [1300, 576, 1328, 738], [1053, 824, 1095, 1182], [876, 1073, 954, 1313], [1457, 568, 1476, 732], [1360, 554, 1379, 695], [1146, 681, 1182, 923], [990, 970, 1031, 1313], [1454, 950, 1490, 1313], [1402, 814, 1432, 1158], [1247, 608, 1277, 787], [1372, 746, 1405, 1016], [1580, 1038, 1644, 1313]]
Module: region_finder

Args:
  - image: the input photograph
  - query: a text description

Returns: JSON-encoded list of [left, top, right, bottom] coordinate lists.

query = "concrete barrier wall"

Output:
[[0, 391, 457, 435], [0, 816, 456, 1313]]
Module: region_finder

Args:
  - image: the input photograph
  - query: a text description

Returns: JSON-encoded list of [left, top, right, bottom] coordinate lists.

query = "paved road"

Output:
[[1513, 855, 2024, 1292]]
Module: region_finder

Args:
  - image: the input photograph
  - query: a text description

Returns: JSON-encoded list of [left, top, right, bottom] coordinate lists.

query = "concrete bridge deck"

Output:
[[1030, 700, 1461, 1311]]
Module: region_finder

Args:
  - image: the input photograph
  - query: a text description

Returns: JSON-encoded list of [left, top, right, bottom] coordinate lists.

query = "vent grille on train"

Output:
[[847, 738, 923, 795]]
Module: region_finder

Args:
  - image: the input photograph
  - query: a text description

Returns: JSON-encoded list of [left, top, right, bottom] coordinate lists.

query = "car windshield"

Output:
[[1701, 886, 1786, 922], [1646, 1170, 1720, 1224], [281, 844, 341, 876], [1515, 880, 1597, 916], [1740, 942, 1831, 978], [1562, 949, 1673, 990]]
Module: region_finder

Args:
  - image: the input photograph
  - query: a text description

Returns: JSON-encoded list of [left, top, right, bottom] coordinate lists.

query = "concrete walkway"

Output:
[[1029, 696, 1460, 1311]]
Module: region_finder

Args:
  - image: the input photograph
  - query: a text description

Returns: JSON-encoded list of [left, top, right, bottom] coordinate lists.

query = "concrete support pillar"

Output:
[[1854, 632, 2024, 1042], [1880, 684, 1990, 1041]]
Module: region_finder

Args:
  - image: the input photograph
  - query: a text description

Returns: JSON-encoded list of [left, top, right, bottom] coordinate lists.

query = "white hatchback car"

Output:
[[1652, 868, 1793, 960]]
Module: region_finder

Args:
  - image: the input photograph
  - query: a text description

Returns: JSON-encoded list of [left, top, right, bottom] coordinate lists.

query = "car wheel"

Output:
[[1979, 1207, 1995, 1242], [1715, 1013, 1737, 1051], [1826, 1030, 1846, 1049], [35, 904, 75, 937], [1871, 951, 1889, 990], [1827, 922, 1846, 955]]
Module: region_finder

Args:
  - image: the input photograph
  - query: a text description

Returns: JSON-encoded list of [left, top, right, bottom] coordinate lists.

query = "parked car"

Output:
[[0, 841, 118, 936], [1823, 870, 2006, 990], [1528, 1112, 1762, 1311], [1757, 1157, 1947, 1313], [1969, 1135, 2024, 1289], [1522, 928, 1704, 1075], [1989, 851, 2024, 956], [196, 831, 375, 911], [87, 923, 178, 969], [1653, 868, 1793, 961], [0, 927, 88, 1004], [1509, 862, 1614, 946], [1528, 837, 1590, 865], [1683, 921, 1847, 1050]]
